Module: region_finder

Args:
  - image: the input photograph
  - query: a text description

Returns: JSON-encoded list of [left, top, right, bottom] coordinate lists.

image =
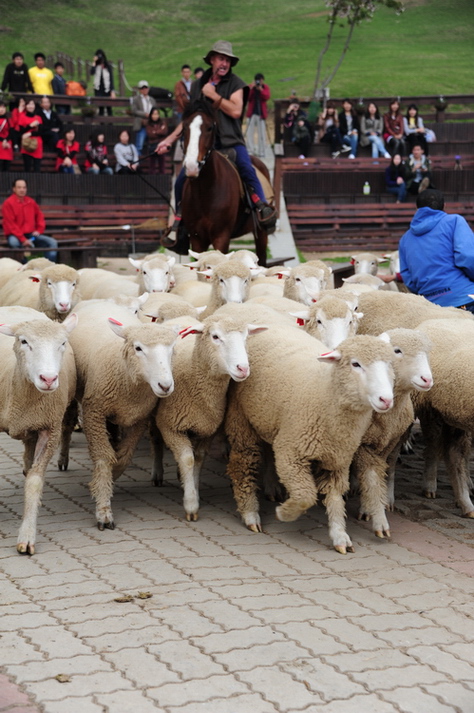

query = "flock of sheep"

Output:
[[0, 247, 472, 557]]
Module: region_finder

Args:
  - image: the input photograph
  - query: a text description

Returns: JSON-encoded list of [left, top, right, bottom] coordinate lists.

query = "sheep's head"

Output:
[[34, 265, 80, 321], [292, 294, 363, 350], [201, 262, 252, 306], [282, 261, 332, 305], [380, 328, 433, 392], [129, 255, 176, 292], [0, 313, 77, 392]]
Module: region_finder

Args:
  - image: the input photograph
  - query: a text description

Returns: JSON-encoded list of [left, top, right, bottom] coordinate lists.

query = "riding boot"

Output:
[[250, 193, 278, 233], [161, 214, 183, 248]]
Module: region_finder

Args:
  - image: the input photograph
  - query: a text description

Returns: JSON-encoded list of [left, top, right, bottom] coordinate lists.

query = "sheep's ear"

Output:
[[62, 313, 78, 333], [247, 324, 269, 336], [129, 257, 142, 270], [318, 350, 342, 363], [250, 266, 266, 277], [0, 323, 15, 337], [188, 249, 201, 260], [326, 265, 333, 274], [137, 292, 149, 306], [290, 309, 310, 326], [179, 323, 204, 338], [276, 270, 290, 280], [355, 311, 364, 320], [144, 314, 158, 322], [378, 332, 391, 343], [377, 257, 386, 264], [166, 256, 176, 267], [108, 317, 126, 339], [196, 305, 207, 315], [382, 253, 391, 260], [350, 257, 356, 265], [226, 251, 235, 259], [182, 261, 195, 268], [198, 269, 213, 280], [28, 274, 42, 283]]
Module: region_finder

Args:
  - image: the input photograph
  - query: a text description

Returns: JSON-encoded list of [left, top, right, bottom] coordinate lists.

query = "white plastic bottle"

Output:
[[363, 181, 371, 195]]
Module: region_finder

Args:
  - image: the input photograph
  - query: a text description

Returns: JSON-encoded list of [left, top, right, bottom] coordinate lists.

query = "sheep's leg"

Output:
[[385, 435, 405, 511], [112, 421, 147, 481], [18, 429, 58, 555], [192, 436, 212, 491], [442, 426, 474, 518], [161, 429, 200, 521], [355, 448, 390, 538], [273, 449, 318, 523], [225, 401, 264, 532], [323, 471, 354, 555], [58, 399, 78, 471], [419, 408, 443, 498], [22, 433, 38, 475], [82, 406, 117, 530], [150, 419, 165, 486]]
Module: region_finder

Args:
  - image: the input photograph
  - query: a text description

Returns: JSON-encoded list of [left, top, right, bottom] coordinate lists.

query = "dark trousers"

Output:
[[22, 155, 41, 172], [0, 160, 11, 172], [320, 126, 343, 153]]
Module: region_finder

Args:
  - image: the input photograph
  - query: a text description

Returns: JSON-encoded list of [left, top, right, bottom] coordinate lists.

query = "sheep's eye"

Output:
[[316, 319, 322, 325], [295, 277, 301, 282], [219, 278, 224, 284], [20, 338, 28, 345], [351, 360, 361, 368], [394, 347, 402, 354], [212, 334, 220, 341], [72, 282, 76, 287], [135, 345, 143, 352]]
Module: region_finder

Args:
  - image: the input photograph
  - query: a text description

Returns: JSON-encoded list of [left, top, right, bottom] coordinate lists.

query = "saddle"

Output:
[[217, 149, 275, 205]]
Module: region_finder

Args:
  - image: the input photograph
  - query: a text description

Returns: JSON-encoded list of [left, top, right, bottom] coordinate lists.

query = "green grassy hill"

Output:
[[2, 0, 473, 99]]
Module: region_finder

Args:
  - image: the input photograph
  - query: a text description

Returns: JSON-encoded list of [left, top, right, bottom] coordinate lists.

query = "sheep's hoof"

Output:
[[374, 529, 391, 539], [357, 511, 370, 522], [58, 460, 68, 471], [186, 512, 198, 522], [247, 523, 263, 533], [463, 510, 474, 519], [334, 544, 347, 555], [17, 542, 34, 555], [386, 503, 395, 512], [423, 489, 436, 499], [97, 520, 115, 531], [151, 475, 163, 487]]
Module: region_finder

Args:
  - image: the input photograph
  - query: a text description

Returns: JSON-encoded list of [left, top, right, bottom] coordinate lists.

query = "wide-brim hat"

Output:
[[203, 40, 239, 67]]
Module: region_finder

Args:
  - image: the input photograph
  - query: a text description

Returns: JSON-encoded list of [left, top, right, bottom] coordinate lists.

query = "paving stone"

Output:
[[27, 671, 133, 701], [423, 607, 474, 639], [17, 625, 93, 659], [147, 674, 248, 707], [280, 658, 366, 701], [423, 682, 474, 712], [405, 645, 474, 680], [165, 693, 276, 713], [191, 625, 285, 654], [300, 693, 399, 712], [0, 631, 44, 665], [380, 687, 458, 713], [351, 664, 446, 689], [83, 625, 180, 652], [40, 696, 107, 713], [95, 689, 165, 713], [5, 655, 112, 683], [148, 639, 226, 680], [375, 626, 463, 649], [102, 647, 180, 687], [66, 611, 161, 638], [190, 599, 262, 629], [214, 640, 311, 671], [239, 665, 321, 709], [149, 606, 223, 637], [272, 622, 350, 656]]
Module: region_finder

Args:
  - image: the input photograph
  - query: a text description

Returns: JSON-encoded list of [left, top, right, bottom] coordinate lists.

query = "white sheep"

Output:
[[356, 290, 473, 335], [277, 260, 333, 305], [409, 318, 474, 518], [352, 328, 433, 538], [0, 264, 81, 321], [0, 306, 77, 554], [290, 293, 363, 349], [351, 252, 384, 275], [66, 300, 179, 529], [198, 261, 252, 318], [0, 257, 23, 289], [341, 273, 385, 292], [224, 324, 395, 553], [138, 291, 200, 323], [184, 249, 228, 281], [153, 310, 267, 521]]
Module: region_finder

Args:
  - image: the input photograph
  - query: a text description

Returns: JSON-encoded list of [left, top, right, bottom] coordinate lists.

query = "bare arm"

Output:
[[201, 83, 243, 120]]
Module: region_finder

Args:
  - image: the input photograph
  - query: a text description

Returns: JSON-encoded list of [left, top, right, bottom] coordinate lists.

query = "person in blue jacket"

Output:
[[399, 189, 474, 311]]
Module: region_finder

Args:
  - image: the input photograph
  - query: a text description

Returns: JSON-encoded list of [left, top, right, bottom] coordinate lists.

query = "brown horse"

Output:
[[179, 101, 271, 266]]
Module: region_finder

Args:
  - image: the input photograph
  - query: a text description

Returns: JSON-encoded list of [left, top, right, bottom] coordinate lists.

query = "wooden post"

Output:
[[273, 143, 284, 214], [118, 60, 125, 97]]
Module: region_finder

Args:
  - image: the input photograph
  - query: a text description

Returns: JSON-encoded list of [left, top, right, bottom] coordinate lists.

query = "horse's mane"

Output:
[[183, 99, 217, 122]]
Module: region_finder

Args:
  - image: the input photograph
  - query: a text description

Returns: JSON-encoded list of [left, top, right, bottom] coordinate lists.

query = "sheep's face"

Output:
[[201, 318, 267, 382], [44, 278, 78, 316], [285, 271, 326, 306], [215, 273, 250, 305], [140, 258, 175, 293], [381, 330, 433, 392], [2, 314, 77, 392], [307, 304, 362, 350]]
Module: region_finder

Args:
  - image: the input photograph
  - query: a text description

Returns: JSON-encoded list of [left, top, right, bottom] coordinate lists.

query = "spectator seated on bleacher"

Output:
[[383, 99, 406, 157], [317, 101, 349, 158], [0, 101, 14, 172], [403, 103, 435, 156], [385, 153, 407, 203], [2, 178, 58, 261], [55, 126, 80, 174], [338, 99, 360, 159], [38, 96, 62, 151], [84, 130, 113, 175], [19, 99, 43, 173], [360, 102, 391, 159], [114, 129, 140, 174], [145, 108, 168, 174], [406, 144, 434, 195]]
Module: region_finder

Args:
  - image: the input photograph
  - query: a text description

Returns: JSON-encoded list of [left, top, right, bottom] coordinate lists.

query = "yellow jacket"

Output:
[[28, 66, 54, 95]]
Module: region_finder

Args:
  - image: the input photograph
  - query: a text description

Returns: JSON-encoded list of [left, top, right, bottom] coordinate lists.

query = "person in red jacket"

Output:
[[0, 101, 13, 171], [18, 98, 43, 172], [245, 72, 270, 158], [2, 178, 58, 261]]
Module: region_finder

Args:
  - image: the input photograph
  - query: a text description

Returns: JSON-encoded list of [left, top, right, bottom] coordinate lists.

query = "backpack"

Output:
[[66, 81, 87, 97]]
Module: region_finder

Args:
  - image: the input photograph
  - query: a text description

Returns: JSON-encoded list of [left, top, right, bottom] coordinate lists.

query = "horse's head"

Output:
[[182, 101, 217, 178]]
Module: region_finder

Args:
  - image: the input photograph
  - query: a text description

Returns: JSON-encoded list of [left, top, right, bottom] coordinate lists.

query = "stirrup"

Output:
[[161, 217, 181, 248]]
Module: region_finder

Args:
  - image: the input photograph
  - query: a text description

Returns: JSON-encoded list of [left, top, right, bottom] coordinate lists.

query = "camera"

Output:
[[255, 80, 261, 87]]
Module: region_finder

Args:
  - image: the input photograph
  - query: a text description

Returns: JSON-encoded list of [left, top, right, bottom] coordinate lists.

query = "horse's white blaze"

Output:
[[184, 115, 203, 177]]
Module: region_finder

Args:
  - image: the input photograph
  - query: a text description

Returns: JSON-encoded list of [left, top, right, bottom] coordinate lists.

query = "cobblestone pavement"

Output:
[[1, 425, 473, 713]]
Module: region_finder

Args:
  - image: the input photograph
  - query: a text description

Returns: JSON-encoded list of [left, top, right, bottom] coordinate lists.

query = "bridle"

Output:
[[183, 112, 217, 174]]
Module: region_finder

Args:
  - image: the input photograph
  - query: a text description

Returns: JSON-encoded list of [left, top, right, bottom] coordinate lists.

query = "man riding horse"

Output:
[[156, 40, 277, 247]]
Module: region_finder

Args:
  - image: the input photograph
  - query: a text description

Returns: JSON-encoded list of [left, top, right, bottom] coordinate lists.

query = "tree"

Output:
[[313, 0, 404, 100]]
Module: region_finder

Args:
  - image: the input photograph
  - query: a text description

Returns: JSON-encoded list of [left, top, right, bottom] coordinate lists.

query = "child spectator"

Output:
[[52, 62, 71, 115], [406, 144, 434, 195], [317, 101, 349, 158], [19, 99, 43, 172], [403, 103, 429, 155], [338, 99, 360, 159], [90, 49, 116, 116], [145, 109, 168, 174], [10, 97, 26, 151], [84, 130, 113, 175], [385, 153, 407, 203], [38, 96, 62, 151], [360, 102, 391, 159], [114, 129, 139, 174], [0, 102, 14, 171], [28, 53, 54, 95], [383, 99, 406, 156], [55, 126, 80, 173], [1, 52, 33, 107], [284, 99, 312, 158]]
